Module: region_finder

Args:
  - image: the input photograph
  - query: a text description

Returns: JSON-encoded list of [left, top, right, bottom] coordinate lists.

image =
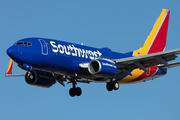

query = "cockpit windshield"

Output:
[[14, 42, 32, 46]]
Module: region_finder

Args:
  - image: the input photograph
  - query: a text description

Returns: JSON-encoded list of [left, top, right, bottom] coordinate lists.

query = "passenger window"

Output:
[[26, 42, 32, 46]]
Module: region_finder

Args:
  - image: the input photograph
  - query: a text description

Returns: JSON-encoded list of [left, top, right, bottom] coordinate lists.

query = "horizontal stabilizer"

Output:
[[158, 61, 180, 69]]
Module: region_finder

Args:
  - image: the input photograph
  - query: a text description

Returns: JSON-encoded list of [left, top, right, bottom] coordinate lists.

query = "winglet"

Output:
[[5, 59, 25, 77], [134, 9, 170, 56], [6, 59, 13, 75]]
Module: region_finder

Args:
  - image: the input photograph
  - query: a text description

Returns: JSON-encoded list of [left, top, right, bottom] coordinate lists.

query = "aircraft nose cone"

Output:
[[6, 47, 12, 56], [6, 46, 19, 59]]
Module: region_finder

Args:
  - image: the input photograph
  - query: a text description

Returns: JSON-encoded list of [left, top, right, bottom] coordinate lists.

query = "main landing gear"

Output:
[[68, 78, 119, 97], [69, 80, 82, 97], [106, 81, 119, 91]]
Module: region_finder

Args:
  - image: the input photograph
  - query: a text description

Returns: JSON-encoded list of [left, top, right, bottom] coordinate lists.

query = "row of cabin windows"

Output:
[[50, 46, 114, 60]]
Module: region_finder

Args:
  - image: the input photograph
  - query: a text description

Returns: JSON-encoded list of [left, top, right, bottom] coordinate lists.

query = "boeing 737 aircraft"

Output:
[[6, 9, 180, 97]]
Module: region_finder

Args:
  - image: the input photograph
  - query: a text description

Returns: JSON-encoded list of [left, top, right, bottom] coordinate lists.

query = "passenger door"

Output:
[[38, 39, 48, 55]]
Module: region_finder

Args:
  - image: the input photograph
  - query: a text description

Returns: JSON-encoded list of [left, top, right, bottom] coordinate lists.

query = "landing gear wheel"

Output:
[[106, 81, 119, 91], [113, 82, 119, 90], [106, 83, 113, 91], [75, 87, 82, 96], [69, 88, 76, 97], [69, 79, 82, 97]]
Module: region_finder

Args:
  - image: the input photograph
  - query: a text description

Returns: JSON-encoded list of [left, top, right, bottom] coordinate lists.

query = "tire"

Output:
[[69, 88, 76, 97], [106, 83, 113, 91], [75, 87, 82, 96]]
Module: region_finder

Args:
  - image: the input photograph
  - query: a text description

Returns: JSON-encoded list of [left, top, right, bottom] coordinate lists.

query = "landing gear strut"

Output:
[[69, 80, 82, 97], [106, 81, 119, 91]]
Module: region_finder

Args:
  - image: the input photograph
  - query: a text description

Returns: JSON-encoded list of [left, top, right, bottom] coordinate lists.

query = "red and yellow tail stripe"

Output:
[[134, 9, 170, 56], [6, 59, 13, 75], [118, 9, 170, 84]]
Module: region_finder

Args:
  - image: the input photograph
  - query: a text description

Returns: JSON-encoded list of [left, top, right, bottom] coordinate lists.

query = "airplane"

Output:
[[5, 9, 180, 97]]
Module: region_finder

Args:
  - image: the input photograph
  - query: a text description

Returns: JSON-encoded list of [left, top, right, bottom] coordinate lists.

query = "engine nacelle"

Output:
[[88, 59, 119, 78], [25, 70, 56, 88]]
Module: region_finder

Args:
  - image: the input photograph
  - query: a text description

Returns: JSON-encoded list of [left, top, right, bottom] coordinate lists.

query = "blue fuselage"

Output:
[[7, 37, 167, 83], [7, 38, 132, 81]]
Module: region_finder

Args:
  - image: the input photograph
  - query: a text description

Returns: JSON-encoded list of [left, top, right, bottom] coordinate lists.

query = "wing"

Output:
[[114, 48, 180, 79]]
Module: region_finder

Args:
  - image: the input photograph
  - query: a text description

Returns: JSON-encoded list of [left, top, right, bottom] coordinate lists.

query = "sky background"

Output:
[[0, 0, 180, 120]]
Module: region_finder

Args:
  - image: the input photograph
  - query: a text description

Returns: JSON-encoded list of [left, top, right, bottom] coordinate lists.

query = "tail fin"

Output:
[[133, 9, 170, 56]]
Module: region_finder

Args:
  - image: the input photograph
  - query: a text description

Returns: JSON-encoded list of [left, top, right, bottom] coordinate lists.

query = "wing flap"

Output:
[[158, 61, 180, 69]]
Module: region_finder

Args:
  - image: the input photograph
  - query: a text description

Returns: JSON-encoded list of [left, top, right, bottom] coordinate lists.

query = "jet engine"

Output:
[[88, 59, 119, 78], [25, 70, 56, 88]]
